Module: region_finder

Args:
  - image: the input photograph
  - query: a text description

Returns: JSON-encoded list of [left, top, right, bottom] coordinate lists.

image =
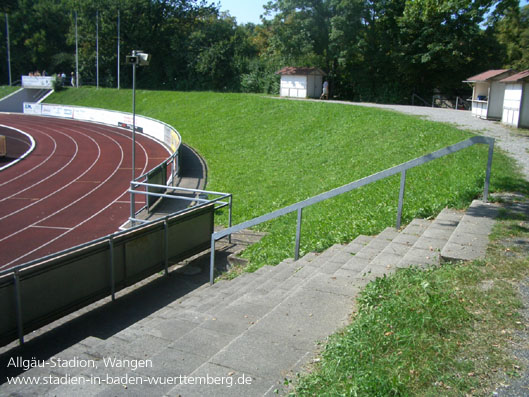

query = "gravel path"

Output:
[[341, 102, 529, 182]]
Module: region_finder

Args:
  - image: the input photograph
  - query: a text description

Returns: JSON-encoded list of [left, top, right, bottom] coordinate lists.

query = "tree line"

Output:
[[1, 0, 528, 103]]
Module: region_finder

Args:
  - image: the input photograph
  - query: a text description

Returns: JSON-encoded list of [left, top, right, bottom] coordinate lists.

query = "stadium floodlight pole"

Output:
[[131, 50, 137, 225], [117, 10, 120, 89], [75, 11, 79, 88], [5, 14, 12, 86], [126, 50, 151, 226], [96, 10, 99, 89]]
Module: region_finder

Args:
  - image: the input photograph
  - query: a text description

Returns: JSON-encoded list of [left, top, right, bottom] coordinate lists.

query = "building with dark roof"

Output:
[[276, 67, 326, 99], [500, 70, 529, 129], [463, 69, 515, 120]]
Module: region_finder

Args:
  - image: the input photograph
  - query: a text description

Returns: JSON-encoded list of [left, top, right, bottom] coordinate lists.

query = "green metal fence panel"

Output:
[[0, 274, 16, 342], [167, 203, 215, 262], [146, 163, 167, 209], [0, 203, 215, 346]]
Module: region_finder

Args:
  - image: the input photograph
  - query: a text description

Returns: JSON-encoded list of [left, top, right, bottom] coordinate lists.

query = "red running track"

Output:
[[0, 113, 171, 271]]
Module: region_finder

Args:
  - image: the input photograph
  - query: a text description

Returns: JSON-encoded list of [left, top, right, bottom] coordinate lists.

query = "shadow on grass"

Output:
[[493, 175, 529, 197]]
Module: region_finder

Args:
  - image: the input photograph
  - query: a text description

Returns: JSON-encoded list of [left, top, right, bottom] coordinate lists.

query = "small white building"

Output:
[[464, 69, 515, 120], [276, 67, 326, 99], [500, 70, 529, 129]]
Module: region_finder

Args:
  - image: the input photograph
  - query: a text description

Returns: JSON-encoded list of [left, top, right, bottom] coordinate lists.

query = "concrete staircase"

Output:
[[0, 200, 499, 397]]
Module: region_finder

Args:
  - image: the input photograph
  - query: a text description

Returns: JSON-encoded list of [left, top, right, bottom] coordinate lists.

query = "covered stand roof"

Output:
[[463, 69, 513, 83], [500, 70, 529, 83], [276, 67, 326, 76]]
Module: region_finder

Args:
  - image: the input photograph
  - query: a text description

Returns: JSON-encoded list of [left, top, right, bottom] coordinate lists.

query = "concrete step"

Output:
[[396, 208, 463, 268], [163, 204, 499, 396], [354, 227, 400, 262], [190, 236, 372, 330], [3, 200, 503, 397], [164, 234, 379, 395], [188, 254, 319, 315], [168, 259, 362, 397], [441, 200, 499, 262], [366, 219, 432, 275], [293, 227, 399, 292], [343, 234, 374, 254], [189, 234, 371, 315], [258, 232, 392, 303]]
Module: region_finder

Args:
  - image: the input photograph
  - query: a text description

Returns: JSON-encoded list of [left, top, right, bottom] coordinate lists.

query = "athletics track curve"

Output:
[[0, 113, 171, 271]]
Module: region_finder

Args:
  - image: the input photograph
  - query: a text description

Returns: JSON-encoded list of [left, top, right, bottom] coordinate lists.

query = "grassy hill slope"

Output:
[[48, 88, 521, 270], [0, 86, 20, 99]]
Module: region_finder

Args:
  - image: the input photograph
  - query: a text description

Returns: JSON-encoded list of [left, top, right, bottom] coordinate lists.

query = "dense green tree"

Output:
[[0, 0, 18, 13], [0, 0, 73, 82], [396, 0, 504, 97], [260, 0, 519, 102], [326, 0, 365, 98], [0, 0, 526, 101], [350, 0, 407, 101], [261, 0, 332, 67], [67, 0, 218, 88], [186, 13, 240, 90], [494, 4, 529, 70]]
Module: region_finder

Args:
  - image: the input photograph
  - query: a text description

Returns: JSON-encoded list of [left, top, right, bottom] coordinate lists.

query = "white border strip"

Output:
[[0, 88, 24, 103], [38, 90, 55, 104], [0, 124, 37, 172], [23, 102, 181, 154]]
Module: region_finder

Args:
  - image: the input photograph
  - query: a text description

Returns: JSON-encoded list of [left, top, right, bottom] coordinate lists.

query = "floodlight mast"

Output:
[[5, 14, 12, 86], [127, 50, 150, 226]]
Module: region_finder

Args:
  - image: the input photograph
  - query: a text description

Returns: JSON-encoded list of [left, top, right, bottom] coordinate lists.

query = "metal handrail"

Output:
[[209, 135, 495, 284], [128, 182, 232, 232], [411, 93, 430, 107], [455, 96, 470, 110]]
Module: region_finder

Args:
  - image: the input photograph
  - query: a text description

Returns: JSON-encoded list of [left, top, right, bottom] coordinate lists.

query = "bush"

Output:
[[51, 74, 64, 91], [240, 60, 280, 94]]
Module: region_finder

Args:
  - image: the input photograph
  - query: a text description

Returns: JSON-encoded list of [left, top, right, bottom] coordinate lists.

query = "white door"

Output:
[[520, 83, 529, 128]]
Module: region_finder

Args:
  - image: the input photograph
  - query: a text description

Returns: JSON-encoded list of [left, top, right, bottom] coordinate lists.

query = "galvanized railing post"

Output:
[[483, 140, 494, 202], [396, 170, 406, 230], [210, 237, 216, 285], [228, 195, 233, 244], [109, 235, 115, 301], [295, 208, 303, 260], [164, 219, 169, 275], [13, 269, 24, 345], [130, 181, 135, 227], [172, 156, 177, 185]]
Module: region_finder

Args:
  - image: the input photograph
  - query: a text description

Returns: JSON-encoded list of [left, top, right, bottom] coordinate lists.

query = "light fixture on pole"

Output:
[[126, 50, 151, 225]]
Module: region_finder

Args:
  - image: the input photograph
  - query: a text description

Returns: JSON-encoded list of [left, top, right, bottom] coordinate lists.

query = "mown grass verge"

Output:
[[47, 88, 525, 272], [0, 86, 20, 99], [291, 194, 529, 396]]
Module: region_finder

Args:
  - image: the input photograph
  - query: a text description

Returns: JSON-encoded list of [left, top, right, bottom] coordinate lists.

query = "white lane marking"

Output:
[[0, 119, 158, 269], [0, 124, 49, 184], [0, 128, 78, 207]]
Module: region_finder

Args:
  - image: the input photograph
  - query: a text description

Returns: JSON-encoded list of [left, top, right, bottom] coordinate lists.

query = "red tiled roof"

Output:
[[500, 70, 529, 83], [276, 67, 326, 76], [464, 69, 513, 82]]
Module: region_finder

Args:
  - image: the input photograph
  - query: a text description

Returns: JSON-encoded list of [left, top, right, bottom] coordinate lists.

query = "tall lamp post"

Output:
[[5, 14, 12, 86], [126, 50, 151, 225]]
